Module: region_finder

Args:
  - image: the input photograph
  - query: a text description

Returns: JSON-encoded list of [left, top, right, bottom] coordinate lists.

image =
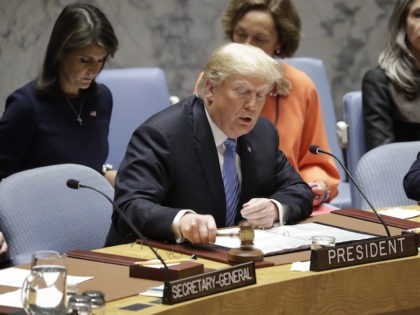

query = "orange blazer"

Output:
[[260, 62, 339, 200]]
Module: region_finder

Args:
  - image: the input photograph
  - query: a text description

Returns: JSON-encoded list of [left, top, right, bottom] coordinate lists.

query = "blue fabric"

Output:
[[96, 68, 170, 169], [223, 139, 240, 226], [0, 164, 114, 265], [343, 91, 365, 209], [355, 141, 420, 209]]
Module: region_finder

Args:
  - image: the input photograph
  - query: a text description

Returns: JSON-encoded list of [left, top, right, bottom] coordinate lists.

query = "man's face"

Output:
[[205, 75, 271, 138]]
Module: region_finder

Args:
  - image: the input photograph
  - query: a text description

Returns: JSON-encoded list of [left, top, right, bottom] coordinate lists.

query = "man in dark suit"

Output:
[[106, 43, 312, 246]]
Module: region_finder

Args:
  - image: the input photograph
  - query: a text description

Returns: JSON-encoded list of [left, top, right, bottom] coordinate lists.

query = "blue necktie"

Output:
[[223, 138, 240, 226]]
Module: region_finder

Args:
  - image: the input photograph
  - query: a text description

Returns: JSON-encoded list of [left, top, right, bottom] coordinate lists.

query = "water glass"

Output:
[[21, 250, 67, 315], [311, 236, 336, 250]]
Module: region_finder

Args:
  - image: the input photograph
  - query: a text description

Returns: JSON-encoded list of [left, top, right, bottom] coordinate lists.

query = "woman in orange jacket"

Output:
[[219, 0, 340, 208]]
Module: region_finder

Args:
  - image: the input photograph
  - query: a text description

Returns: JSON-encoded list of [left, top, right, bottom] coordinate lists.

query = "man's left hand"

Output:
[[240, 198, 278, 229]]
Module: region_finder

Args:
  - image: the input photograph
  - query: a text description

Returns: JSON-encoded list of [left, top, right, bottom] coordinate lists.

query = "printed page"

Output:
[[214, 223, 376, 255]]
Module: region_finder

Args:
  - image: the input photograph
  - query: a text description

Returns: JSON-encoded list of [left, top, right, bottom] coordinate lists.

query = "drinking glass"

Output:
[[311, 236, 336, 250], [21, 250, 67, 315]]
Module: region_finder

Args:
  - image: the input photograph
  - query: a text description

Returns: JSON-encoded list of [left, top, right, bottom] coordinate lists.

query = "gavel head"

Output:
[[238, 221, 255, 248]]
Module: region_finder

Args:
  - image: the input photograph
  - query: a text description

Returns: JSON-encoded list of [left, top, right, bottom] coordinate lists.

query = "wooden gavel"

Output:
[[219, 221, 264, 263], [216, 221, 256, 245]]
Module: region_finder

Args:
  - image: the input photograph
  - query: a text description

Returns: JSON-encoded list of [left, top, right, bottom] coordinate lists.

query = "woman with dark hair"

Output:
[[217, 0, 340, 208], [0, 2, 119, 184], [362, 0, 420, 150]]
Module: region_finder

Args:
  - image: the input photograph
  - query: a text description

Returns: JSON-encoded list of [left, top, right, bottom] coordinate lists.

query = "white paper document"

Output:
[[139, 284, 165, 298], [0, 268, 93, 308], [214, 222, 376, 255], [290, 261, 311, 272], [0, 289, 22, 309], [379, 207, 420, 219], [0, 267, 92, 288]]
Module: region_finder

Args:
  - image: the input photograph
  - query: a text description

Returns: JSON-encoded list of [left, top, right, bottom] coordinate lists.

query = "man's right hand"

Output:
[[179, 213, 217, 244]]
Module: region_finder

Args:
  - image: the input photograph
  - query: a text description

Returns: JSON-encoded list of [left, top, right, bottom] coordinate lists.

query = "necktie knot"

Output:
[[224, 138, 237, 154]]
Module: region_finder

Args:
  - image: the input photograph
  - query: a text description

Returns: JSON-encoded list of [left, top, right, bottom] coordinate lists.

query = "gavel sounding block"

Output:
[[227, 221, 264, 263]]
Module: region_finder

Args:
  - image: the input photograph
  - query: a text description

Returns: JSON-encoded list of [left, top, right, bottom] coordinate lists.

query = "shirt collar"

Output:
[[204, 106, 228, 148]]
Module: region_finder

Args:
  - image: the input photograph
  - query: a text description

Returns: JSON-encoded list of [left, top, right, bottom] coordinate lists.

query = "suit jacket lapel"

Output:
[[238, 136, 258, 206], [192, 99, 226, 226]]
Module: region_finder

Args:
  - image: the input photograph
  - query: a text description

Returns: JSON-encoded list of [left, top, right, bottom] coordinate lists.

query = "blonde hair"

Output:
[[196, 43, 284, 98], [379, 0, 419, 98]]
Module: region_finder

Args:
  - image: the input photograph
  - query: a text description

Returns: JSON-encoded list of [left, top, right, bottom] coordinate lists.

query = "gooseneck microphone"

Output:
[[66, 179, 171, 283], [309, 145, 391, 237]]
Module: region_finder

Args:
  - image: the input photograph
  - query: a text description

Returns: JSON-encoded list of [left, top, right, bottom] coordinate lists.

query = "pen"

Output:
[[216, 231, 238, 237], [135, 258, 196, 266]]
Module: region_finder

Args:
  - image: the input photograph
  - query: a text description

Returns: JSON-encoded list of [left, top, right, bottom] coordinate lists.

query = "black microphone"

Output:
[[309, 145, 391, 237], [66, 179, 172, 283]]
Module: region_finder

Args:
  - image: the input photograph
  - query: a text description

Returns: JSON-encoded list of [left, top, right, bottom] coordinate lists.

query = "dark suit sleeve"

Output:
[[112, 124, 181, 242], [362, 68, 395, 150], [269, 145, 313, 224], [0, 89, 35, 179], [403, 152, 420, 201]]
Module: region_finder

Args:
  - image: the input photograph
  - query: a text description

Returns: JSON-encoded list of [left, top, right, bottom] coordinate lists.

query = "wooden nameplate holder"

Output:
[[310, 233, 418, 271], [129, 261, 204, 281], [162, 261, 256, 305], [332, 209, 420, 229], [402, 228, 420, 247], [142, 222, 274, 268]]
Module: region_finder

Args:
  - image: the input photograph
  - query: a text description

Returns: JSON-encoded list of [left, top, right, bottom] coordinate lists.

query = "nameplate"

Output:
[[310, 234, 418, 271], [162, 261, 256, 305], [402, 229, 420, 247]]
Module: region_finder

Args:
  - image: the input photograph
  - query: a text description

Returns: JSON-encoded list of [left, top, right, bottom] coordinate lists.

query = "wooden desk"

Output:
[[1, 211, 420, 314], [101, 252, 420, 314], [97, 211, 420, 314]]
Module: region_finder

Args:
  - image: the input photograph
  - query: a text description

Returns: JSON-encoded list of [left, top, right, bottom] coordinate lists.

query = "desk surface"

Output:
[[103, 253, 420, 315], [2, 211, 420, 314], [98, 211, 420, 314]]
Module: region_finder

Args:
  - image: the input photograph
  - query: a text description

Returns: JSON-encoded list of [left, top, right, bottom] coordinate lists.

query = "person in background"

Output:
[[403, 152, 420, 201], [0, 2, 118, 266], [362, 0, 420, 150], [214, 0, 340, 209], [106, 43, 312, 246], [0, 2, 119, 185]]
